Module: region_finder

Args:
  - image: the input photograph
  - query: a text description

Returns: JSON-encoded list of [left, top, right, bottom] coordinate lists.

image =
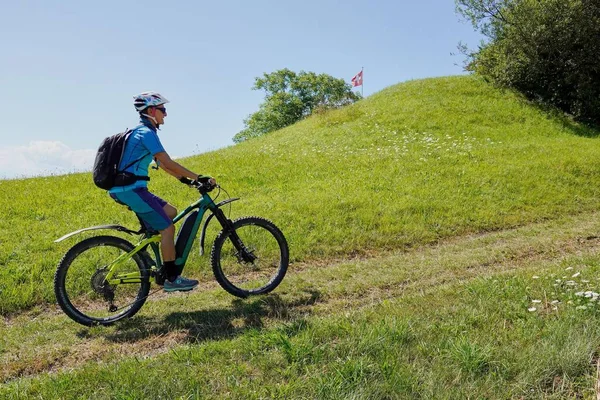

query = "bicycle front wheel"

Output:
[[54, 235, 150, 326], [211, 216, 289, 298]]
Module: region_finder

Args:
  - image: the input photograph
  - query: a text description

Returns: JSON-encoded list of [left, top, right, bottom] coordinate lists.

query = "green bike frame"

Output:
[[55, 192, 240, 286]]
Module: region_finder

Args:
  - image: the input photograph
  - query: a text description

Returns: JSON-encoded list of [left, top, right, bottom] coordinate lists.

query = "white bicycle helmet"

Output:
[[133, 91, 169, 112]]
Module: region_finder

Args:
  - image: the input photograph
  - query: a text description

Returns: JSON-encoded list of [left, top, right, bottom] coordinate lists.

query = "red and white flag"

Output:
[[351, 70, 363, 87]]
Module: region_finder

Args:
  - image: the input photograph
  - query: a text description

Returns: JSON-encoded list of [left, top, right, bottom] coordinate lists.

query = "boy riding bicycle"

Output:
[[108, 91, 215, 292]]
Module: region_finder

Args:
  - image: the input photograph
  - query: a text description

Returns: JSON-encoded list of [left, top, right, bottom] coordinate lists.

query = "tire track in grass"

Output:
[[3, 211, 600, 383]]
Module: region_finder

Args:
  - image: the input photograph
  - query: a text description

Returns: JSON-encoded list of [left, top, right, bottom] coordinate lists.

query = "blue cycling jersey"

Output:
[[108, 118, 165, 193]]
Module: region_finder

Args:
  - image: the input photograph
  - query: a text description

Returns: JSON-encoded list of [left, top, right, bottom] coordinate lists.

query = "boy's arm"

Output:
[[154, 151, 204, 182], [155, 158, 180, 178]]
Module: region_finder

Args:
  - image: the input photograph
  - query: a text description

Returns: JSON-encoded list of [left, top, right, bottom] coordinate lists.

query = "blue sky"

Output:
[[0, 0, 483, 179]]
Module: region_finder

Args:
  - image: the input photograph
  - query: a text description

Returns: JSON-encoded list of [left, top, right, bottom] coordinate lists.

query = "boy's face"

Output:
[[147, 106, 167, 126]]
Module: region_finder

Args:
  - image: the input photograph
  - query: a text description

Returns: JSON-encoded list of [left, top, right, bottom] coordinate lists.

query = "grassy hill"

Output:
[[3, 75, 600, 397], [1, 75, 600, 315]]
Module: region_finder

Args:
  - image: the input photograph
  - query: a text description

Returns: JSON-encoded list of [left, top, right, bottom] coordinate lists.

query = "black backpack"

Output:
[[92, 129, 149, 190]]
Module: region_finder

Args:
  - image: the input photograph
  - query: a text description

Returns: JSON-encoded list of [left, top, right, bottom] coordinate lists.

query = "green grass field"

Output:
[[2, 75, 600, 398], [3, 212, 600, 398]]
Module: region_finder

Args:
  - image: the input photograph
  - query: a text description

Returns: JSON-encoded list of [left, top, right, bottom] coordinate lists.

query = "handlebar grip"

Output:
[[179, 177, 195, 185], [195, 180, 216, 192]]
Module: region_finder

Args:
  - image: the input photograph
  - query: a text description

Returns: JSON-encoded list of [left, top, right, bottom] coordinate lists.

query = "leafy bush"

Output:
[[457, 0, 600, 125]]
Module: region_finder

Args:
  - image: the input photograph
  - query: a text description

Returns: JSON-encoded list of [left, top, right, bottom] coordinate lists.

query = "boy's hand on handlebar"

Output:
[[179, 175, 216, 188], [179, 177, 195, 185], [179, 175, 217, 192], [197, 175, 216, 187]]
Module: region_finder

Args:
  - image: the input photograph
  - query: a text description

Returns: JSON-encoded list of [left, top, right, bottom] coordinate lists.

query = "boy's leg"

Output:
[[110, 189, 198, 291], [163, 203, 177, 220], [160, 225, 176, 261], [159, 204, 177, 262]]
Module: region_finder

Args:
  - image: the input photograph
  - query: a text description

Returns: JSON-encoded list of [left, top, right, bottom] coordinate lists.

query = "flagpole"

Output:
[[361, 67, 364, 97]]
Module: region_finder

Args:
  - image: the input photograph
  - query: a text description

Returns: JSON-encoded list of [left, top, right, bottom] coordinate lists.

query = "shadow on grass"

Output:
[[531, 99, 600, 138], [81, 289, 321, 345], [549, 112, 599, 138]]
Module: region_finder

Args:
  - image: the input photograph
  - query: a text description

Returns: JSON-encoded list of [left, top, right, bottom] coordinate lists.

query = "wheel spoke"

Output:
[[212, 217, 288, 297], [55, 236, 150, 326]]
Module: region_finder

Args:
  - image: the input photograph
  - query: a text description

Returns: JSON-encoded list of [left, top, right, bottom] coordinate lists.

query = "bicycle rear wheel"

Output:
[[211, 216, 289, 298], [54, 235, 150, 326]]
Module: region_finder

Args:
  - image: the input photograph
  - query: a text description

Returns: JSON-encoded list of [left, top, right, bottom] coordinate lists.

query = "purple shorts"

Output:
[[110, 187, 172, 231]]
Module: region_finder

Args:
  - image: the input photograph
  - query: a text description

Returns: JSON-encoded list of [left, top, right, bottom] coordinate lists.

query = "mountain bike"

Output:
[[53, 181, 289, 327]]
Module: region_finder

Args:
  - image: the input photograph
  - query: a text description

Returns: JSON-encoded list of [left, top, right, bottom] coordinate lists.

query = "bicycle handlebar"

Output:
[[180, 176, 217, 193], [191, 180, 217, 193]]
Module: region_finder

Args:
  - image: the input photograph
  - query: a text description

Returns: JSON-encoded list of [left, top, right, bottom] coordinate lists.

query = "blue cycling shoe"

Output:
[[164, 276, 199, 292]]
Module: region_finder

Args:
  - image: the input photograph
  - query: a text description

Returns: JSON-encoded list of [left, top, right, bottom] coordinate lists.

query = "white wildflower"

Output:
[[572, 272, 581, 278], [566, 267, 574, 271], [528, 307, 537, 312], [531, 300, 542, 304], [532, 276, 540, 279], [550, 300, 560, 305]]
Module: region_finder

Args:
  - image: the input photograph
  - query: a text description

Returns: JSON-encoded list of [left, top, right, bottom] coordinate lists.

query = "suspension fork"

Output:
[[211, 206, 257, 263]]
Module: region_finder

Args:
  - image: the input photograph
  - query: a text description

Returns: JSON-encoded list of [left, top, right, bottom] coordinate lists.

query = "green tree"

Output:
[[233, 69, 361, 143], [456, 0, 600, 125]]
